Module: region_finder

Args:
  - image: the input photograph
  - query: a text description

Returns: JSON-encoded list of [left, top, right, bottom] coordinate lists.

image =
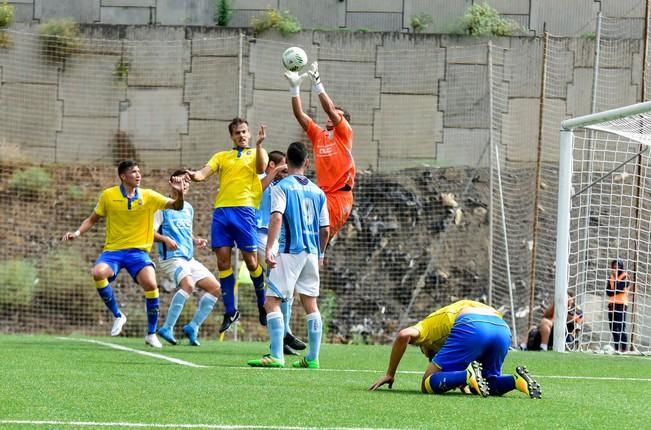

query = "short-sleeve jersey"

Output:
[[206, 147, 267, 208], [306, 117, 355, 193], [270, 175, 329, 255], [94, 185, 169, 252], [153, 202, 194, 261], [256, 173, 275, 230], [412, 300, 499, 357]]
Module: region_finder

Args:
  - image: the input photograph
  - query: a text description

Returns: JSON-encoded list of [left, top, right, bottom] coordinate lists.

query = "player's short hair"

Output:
[[335, 106, 351, 123], [611, 259, 625, 270], [228, 117, 249, 135], [286, 141, 307, 168], [169, 169, 186, 181], [268, 150, 285, 165], [117, 160, 138, 176]]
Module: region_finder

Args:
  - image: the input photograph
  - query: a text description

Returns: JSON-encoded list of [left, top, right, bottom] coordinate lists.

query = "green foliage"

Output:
[[459, 3, 521, 37], [65, 184, 85, 201], [581, 31, 597, 40], [250, 8, 301, 36], [36, 249, 103, 323], [0, 0, 14, 28], [8, 166, 53, 200], [39, 18, 81, 61], [113, 58, 129, 82], [410, 13, 433, 33], [0, 259, 38, 308], [214, 0, 233, 27]]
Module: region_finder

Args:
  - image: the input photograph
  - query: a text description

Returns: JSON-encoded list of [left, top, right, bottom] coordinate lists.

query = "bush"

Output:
[[250, 8, 301, 36], [214, 0, 233, 27], [0, 259, 38, 308], [39, 18, 81, 61], [410, 13, 433, 33], [459, 3, 521, 37], [0, 0, 14, 28], [35, 249, 102, 324], [8, 166, 53, 200], [113, 58, 129, 82]]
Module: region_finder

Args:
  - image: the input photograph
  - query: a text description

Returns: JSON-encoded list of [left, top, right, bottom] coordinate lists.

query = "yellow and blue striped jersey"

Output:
[[411, 300, 499, 358], [94, 185, 169, 252], [206, 147, 268, 208]]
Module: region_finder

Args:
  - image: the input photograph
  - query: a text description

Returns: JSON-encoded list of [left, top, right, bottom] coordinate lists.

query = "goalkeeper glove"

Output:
[[307, 62, 324, 94], [284, 71, 307, 96]]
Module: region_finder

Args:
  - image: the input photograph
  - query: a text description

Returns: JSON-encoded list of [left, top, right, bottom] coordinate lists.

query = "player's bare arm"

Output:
[[261, 162, 287, 190], [266, 212, 282, 269], [185, 165, 214, 182], [255, 124, 268, 174], [164, 176, 185, 210], [318, 226, 330, 266], [193, 236, 208, 249], [369, 327, 419, 391], [154, 231, 178, 250], [284, 70, 310, 131], [308, 62, 342, 126], [61, 211, 101, 241]]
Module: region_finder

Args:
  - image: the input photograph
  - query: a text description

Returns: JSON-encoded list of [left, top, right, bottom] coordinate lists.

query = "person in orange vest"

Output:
[[607, 259, 629, 352]]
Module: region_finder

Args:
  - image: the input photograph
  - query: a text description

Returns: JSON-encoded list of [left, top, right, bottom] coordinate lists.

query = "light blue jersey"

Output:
[[154, 202, 194, 260], [257, 180, 273, 231], [271, 175, 329, 255]]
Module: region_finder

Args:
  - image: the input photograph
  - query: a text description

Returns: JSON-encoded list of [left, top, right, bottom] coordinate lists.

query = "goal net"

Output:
[[555, 101, 651, 354]]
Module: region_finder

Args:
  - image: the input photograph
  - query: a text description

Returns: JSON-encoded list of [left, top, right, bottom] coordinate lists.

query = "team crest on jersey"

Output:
[[137, 199, 143, 205], [246, 150, 251, 156]]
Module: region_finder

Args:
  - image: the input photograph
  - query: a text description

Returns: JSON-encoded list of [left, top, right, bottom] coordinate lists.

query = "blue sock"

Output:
[[219, 269, 236, 315], [486, 375, 516, 396], [425, 371, 467, 394], [281, 297, 293, 335], [250, 265, 266, 307], [163, 289, 189, 329], [305, 312, 322, 361], [267, 311, 284, 359], [189, 293, 218, 331], [96, 283, 121, 318], [144, 290, 160, 335]]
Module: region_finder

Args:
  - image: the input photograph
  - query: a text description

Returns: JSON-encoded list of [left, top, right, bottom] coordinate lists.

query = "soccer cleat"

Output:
[[110, 314, 127, 336], [292, 357, 319, 369], [466, 361, 489, 397], [157, 326, 177, 345], [284, 344, 300, 356], [218, 310, 240, 333], [144, 334, 163, 348], [515, 366, 542, 399], [247, 355, 285, 368], [258, 304, 267, 326], [183, 324, 200, 346], [284, 332, 306, 351]]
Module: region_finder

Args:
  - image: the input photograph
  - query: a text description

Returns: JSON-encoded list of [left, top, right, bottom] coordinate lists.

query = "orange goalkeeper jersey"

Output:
[[306, 117, 355, 193]]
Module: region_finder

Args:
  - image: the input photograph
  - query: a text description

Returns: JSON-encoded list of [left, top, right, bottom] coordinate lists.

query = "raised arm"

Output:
[[369, 326, 420, 391], [255, 124, 268, 175], [61, 211, 101, 241], [307, 62, 342, 126], [186, 165, 214, 183], [284, 71, 310, 131]]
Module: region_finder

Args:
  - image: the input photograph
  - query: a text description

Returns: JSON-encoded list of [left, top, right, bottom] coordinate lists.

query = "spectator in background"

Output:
[[523, 292, 583, 351], [607, 259, 629, 352]]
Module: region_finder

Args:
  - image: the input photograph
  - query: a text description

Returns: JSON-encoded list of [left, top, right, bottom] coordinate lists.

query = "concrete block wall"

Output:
[[4, 1, 650, 37]]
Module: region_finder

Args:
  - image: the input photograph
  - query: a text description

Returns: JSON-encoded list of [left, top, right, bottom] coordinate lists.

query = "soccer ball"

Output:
[[282, 47, 308, 72]]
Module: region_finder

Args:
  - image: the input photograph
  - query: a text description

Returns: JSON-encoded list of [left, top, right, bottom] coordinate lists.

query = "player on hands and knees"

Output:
[[62, 160, 185, 348], [186, 119, 268, 334], [154, 170, 222, 346], [247, 141, 329, 368]]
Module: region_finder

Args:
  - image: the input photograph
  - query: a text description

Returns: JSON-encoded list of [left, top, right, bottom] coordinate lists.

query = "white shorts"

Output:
[[158, 257, 214, 288], [267, 252, 320, 300], [257, 229, 279, 270]]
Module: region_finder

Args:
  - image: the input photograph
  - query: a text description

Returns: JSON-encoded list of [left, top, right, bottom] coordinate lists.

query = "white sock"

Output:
[[540, 343, 548, 351]]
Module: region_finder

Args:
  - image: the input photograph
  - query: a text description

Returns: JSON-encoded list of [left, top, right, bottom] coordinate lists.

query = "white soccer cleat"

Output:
[[145, 334, 163, 348], [110, 314, 127, 336]]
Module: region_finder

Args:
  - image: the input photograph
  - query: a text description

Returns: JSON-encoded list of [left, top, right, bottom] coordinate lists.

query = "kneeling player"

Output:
[[369, 300, 542, 399]]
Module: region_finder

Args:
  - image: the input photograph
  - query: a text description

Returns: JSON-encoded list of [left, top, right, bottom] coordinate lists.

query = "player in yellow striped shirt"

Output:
[[369, 300, 542, 399], [186, 118, 269, 333], [62, 160, 185, 348]]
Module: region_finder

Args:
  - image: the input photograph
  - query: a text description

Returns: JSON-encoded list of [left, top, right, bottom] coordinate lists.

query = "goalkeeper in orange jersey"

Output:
[[369, 300, 542, 399]]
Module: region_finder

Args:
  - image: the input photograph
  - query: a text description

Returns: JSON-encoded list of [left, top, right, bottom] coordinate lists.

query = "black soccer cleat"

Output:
[[283, 344, 300, 356], [219, 310, 240, 333], [515, 365, 542, 399], [284, 332, 306, 351]]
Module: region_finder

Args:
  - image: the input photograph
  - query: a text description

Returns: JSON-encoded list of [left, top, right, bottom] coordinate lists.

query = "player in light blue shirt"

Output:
[[248, 141, 329, 368], [154, 170, 222, 346]]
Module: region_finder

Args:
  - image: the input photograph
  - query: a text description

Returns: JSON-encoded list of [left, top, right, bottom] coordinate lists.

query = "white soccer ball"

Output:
[[282, 47, 308, 72]]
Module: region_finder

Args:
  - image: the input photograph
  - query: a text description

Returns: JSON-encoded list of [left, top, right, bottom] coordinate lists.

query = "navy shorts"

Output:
[[433, 314, 511, 378], [95, 249, 154, 283], [211, 207, 257, 253]]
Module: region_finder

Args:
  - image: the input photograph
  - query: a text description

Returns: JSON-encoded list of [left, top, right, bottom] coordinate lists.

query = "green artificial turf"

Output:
[[1, 334, 649, 429]]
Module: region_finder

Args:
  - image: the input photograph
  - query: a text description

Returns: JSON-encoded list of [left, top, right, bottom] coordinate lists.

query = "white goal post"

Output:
[[555, 101, 651, 353]]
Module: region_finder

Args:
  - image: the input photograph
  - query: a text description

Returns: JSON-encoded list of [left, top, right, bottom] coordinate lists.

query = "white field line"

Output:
[[56, 337, 208, 368], [56, 337, 651, 382], [0, 420, 400, 430]]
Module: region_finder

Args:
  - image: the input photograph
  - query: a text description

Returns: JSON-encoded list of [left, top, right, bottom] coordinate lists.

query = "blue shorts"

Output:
[[95, 249, 154, 284], [211, 207, 257, 253], [433, 314, 511, 378]]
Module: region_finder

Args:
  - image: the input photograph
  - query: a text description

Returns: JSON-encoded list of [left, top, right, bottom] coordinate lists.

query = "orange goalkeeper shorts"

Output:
[[326, 189, 353, 239]]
